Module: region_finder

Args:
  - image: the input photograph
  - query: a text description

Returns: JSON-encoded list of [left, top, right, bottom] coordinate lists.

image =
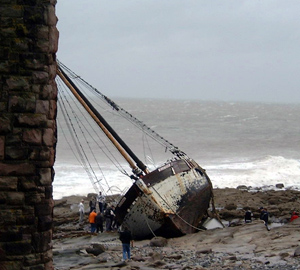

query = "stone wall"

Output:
[[0, 0, 58, 269]]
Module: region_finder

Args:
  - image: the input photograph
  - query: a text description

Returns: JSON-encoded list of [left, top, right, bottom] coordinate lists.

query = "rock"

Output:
[[150, 236, 168, 247], [237, 185, 248, 190], [166, 254, 182, 260], [132, 254, 145, 261], [196, 248, 212, 255], [276, 183, 284, 189], [224, 203, 236, 210], [86, 243, 105, 256], [147, 260, 166, 267], [294, 246, 300, 257], [148, 251, 163, 261]]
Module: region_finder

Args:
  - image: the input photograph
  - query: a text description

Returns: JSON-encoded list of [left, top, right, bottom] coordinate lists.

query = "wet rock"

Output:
[[132, 254, 146, 261], [86, 243, 105, 256], [237, 185, 248, 190], [276, 183, 285, 189], [195, 249, 212, 255], [148, 251, 163, 261], [150, 236, 167, 247], [294, 246, 300, 257], [224, 203, 236, 210]]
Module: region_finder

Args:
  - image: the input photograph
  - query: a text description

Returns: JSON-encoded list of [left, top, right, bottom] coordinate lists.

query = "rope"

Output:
[[143, 213, 157, 238], [57, 60, 188, 160], [150, 184, 206, 232]]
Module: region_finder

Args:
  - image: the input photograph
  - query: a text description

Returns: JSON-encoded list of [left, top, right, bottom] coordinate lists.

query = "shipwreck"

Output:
[[56, 61, 214, 239]]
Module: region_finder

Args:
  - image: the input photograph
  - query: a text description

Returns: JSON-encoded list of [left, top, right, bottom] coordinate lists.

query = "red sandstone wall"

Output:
[[0, 1, 58, 269]]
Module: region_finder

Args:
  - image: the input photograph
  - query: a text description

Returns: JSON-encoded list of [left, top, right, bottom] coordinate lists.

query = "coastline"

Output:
[[53, 188, 300, 269]]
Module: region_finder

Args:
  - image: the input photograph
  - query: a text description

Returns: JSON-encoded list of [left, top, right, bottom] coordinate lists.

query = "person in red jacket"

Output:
[[290, 211, 299, 222], [89, 209, 97, 233]]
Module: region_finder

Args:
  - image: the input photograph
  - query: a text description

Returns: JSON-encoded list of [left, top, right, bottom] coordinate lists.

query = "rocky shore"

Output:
[[53, 187, 300, 270]]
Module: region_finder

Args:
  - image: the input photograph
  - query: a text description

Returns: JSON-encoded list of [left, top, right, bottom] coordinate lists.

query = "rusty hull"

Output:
[[115, 159, 212, 239]]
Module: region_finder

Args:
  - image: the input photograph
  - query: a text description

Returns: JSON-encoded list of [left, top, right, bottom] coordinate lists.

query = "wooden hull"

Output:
[[115, 159, 212, 239]]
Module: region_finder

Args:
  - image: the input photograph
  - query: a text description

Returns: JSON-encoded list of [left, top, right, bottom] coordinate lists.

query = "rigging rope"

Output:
[[57, 60, 189, 161]]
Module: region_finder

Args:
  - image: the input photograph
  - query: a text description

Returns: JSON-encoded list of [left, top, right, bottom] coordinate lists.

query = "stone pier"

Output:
[[0, 0, 58, 269]]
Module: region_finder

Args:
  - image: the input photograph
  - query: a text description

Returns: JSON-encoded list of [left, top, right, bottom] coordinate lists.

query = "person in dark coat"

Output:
[[119, 226, 133, 261], [259, 207, 270, 231], [244, 209, 252, 223], [95, 212, 103, 233], [89, 196, 96, 213]]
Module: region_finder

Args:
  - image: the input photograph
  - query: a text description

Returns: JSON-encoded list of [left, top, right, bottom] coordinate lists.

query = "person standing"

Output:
[[95, 212, 104, 233], [244, 209, 252, 223], [79, 199, 85, 224], [104, 204, 115, 232], [259, 207, 270, 231], [89, 196, 96, 213], [97, 192, 105, 213], [119, 226, 133, 261], [89, 209, 97, 233]]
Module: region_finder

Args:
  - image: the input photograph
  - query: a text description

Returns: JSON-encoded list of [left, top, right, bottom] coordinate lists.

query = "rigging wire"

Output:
[[57, 60, 188, 160], [59, 76, 130, 186], [57, 74, 134, 195], [57, 81, 100, 192], [58, 69, 130, 176]]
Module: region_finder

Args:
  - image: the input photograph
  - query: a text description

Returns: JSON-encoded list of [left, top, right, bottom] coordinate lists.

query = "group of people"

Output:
[[78, 191, 133, 261], [244, 207, 299, 231], [78, 191, 119, 233]]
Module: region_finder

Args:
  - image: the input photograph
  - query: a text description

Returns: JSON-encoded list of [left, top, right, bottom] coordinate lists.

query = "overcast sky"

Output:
[[56, 1, 300, 104]]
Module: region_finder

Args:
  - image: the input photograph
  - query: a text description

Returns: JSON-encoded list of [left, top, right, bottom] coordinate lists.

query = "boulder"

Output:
[[86, 244, 105, 256], [150, 236, 168, 247], [294, 246, 300, 257]]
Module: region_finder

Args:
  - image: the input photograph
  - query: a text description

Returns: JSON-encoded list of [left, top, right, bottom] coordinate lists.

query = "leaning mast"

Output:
[[57, 66, 149, 176]]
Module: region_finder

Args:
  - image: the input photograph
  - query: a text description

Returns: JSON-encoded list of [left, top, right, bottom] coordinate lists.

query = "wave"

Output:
[[206, 155, 300, 190], [53, 155, 300, 200]]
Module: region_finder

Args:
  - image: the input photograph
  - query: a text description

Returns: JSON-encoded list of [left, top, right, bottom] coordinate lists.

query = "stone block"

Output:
[[35, 200, 53, 216], [45, 4, 57, 26], [36, 25, 49, 40], [4, 191, 25, 205], [18, 114, 47, 127], [6, 76, 30, 90], [5, 240, 32, 256], [39, 167, 52, 186], [32, 71, 49, 84], [0, 210, 17, 225], [39, 147, 50, 160], [49, 101, 57, 119], [38, 215, 52, 231], [32, 230, 52, 252], [0, 229, 22, 242], [0, 176, 18, 191], [0, 162, 35, 176], [5, 145, 28, 159], [25, 191, 44, 204], [0, 6, 23, 18], [24, 253, 43, 267], [9, 96, 35, 113], [29, 147, 40, 160], [0, 136, 4, 159], [19, 177, 37, 191], [0, 115, 12, 134], [49, 63, 56, 80], [49, 25, 59, 53], [23, 129, 42, 145], [36, 100, 49, 115], [15, 214, 37, 227], [42, 128, 55, 146]]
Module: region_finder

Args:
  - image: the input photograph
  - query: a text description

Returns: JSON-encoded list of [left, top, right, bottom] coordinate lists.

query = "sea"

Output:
[[53, 98, 300, 200]]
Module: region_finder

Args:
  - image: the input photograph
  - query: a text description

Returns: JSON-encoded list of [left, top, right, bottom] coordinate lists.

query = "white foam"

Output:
[[206, 156, 300, 190], [53, 155, 300, 199]]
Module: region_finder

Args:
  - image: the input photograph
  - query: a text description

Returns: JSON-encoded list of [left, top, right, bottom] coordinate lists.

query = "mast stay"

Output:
[[57, 61, 190, 161]]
